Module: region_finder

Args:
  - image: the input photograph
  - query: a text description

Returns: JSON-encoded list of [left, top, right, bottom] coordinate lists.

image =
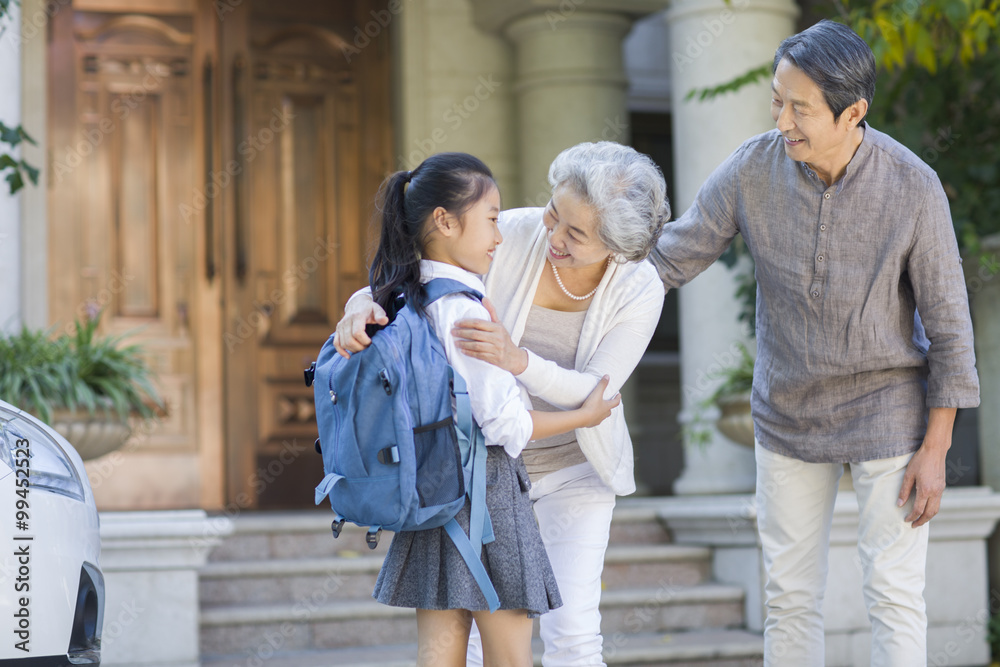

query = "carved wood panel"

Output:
[[223, 0, 392, 508], [50, 8, 198, 465]]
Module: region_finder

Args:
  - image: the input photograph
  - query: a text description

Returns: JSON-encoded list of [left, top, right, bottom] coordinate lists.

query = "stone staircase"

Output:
[[199, 499, 764, 666]]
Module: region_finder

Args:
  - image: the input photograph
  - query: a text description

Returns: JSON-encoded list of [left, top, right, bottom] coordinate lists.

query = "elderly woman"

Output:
[[336, 141, 668, 666]]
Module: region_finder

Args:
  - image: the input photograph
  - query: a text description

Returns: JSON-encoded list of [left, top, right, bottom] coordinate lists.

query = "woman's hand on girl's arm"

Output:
[[528, 375, 619, 440], [452, 297, 529, 375], [333, 294, 388, 358]]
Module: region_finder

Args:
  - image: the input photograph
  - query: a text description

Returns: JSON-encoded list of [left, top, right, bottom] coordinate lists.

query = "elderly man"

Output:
[[651, 19, 979, 666]]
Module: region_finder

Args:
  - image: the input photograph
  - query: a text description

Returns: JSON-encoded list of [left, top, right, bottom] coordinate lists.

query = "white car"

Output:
[[0, 399, 104, 666]]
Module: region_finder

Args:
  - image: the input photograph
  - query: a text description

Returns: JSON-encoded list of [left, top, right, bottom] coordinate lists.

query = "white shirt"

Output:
[[419, 260, 534, 459]]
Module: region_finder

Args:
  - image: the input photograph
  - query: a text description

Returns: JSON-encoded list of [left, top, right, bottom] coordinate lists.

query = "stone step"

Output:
[[199, 584, 744, 655], [608, 497, 675, 545], [201, 629, 764, 667], [199, 543, 713, 605], [207, 499, 676, 564]]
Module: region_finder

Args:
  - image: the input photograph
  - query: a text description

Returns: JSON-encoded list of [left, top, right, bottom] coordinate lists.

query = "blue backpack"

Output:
[[305, 278, 500, 611]]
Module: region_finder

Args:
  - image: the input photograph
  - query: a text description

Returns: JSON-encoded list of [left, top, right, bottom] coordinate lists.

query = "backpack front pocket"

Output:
[[412, 418, 464, 507]]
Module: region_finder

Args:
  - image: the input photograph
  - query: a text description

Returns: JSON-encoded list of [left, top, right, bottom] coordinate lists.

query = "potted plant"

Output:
[[686, 341, 756, 448], [0, 312, 162, 460]]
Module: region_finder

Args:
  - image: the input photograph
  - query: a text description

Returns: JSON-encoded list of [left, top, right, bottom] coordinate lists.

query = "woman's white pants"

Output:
[[467, 461, 616, 666], [755, 445, 929, 667]]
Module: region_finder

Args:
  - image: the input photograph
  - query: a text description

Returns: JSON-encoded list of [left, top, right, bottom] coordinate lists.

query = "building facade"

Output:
[[2, 0, 800, 511]]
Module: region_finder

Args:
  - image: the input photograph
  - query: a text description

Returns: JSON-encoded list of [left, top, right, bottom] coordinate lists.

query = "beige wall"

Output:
[[394, 0, 520, 203]]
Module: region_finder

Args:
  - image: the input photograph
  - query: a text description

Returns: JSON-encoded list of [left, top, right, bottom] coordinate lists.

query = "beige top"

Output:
[[519, 304, 588, 481]]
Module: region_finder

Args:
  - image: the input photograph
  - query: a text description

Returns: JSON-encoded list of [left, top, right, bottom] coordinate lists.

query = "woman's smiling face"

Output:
[[542, 185, 610, 269]]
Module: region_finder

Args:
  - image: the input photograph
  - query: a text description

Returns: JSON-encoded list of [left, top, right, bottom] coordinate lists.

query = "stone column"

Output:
[[504, 11, 632, 204], [664, 0, 799, 495], [0, 1, 22, 332]]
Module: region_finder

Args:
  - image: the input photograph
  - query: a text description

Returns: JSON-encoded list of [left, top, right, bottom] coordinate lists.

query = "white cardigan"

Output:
[[487, 208, 664, 495]]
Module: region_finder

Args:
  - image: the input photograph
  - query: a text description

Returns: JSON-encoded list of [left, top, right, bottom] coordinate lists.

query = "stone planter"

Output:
[[51, 410, 132, 460], [715, 393, 755, 447]]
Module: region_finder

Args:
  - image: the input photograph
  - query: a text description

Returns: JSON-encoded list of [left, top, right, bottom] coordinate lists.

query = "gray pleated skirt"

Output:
[[373, 446, 562, 617]]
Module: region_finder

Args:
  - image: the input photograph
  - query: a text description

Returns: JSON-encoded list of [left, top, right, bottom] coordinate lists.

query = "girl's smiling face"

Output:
[[542, 185, 610, 269], [450, 185, 503, 275]]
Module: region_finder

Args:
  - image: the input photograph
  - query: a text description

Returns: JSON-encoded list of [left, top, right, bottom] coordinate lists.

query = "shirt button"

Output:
[[820, 224, 827, 231], [817, 255, 824, 262], [824, 193, 831, 199], [812, 290, 820, 298]]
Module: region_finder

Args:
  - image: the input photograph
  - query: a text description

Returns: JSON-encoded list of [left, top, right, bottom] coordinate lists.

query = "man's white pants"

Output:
[[468, 462, 616, 666], [755, 445, 929, 667]]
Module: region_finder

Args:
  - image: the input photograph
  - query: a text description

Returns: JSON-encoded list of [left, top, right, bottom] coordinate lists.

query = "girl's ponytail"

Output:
[[370, 170, 421, 321], [369, 153, 496, 320]]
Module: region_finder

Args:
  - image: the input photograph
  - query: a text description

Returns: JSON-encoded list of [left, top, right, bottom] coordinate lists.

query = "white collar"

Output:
[[419, 260, 487, 294]]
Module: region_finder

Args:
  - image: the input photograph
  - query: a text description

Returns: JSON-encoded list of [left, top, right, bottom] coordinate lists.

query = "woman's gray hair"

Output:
[[547, 141, 669, 262]]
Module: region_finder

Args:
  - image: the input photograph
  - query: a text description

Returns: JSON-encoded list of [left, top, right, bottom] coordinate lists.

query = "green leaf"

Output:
[[0, 123, 37, 148], [686, 63, 772, 103], [6, 169, 23, 195], [21, 161, 39, 186], [913, 24, 937, 73]]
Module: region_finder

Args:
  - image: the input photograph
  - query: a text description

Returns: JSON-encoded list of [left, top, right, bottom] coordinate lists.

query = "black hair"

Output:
[[772, 19, 876, 123], [369, 152, 496, 320]]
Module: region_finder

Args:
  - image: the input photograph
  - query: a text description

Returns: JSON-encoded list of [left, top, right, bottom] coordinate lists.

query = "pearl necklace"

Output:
[[549, 256, 611, 301]]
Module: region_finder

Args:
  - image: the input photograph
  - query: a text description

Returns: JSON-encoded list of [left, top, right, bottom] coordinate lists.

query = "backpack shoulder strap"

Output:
[[422, 277, 484, 306]]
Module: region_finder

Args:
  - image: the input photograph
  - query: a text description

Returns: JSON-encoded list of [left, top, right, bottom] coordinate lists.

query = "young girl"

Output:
[[365, 152, 619, 667]]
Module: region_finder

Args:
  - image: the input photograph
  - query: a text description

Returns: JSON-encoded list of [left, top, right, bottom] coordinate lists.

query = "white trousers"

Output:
[[468, 462, 616, 666], [755, 445, 929, 667]]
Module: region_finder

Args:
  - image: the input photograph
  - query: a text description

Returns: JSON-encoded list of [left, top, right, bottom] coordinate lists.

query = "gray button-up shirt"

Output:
[[650, 124, 980, 463]]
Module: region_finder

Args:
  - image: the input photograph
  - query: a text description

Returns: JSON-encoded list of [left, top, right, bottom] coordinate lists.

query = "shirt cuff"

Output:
[[499, 409, 533, 459]]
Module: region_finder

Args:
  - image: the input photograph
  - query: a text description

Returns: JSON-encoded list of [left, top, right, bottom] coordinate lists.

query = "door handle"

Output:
[[232, 54, 247, 283], [203, 57, 216, 282]]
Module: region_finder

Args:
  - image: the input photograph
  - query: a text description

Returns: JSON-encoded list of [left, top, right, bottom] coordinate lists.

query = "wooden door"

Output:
[[48, 1, 208, 509], [48, 0, 391, 510], [220, 0, 391, 508]]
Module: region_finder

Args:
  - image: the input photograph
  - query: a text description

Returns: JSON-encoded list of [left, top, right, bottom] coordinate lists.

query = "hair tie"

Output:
[[404, 170, 413, 183]]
